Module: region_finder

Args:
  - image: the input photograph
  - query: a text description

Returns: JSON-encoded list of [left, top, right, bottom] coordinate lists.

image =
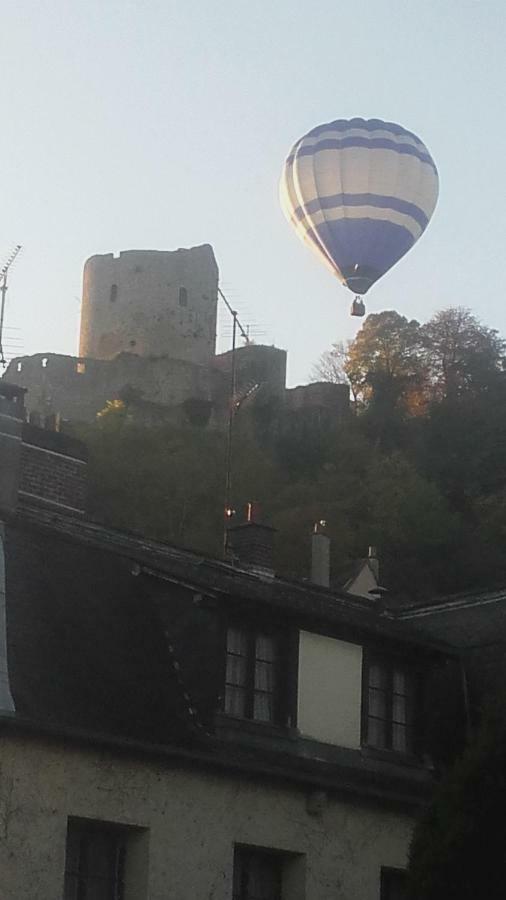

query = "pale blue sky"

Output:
[[1, 0, 505, 385]]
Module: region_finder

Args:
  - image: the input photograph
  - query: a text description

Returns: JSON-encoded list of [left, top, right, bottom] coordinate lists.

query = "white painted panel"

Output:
[[298, 631, 362, 748]]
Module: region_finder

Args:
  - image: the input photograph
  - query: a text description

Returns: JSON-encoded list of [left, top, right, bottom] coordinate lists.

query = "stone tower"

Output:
[[79, 245, 218, 364]]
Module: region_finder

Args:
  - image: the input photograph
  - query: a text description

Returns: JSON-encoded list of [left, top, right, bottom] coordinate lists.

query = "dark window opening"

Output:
[[225, 626, 279, 724], [129, 340, 136, 348], [110, 284, 118, 303], [381, 867, 408, 900], [178, 287, 188, 307], [233, 847, 282, 900], [364, 657, 415, 754], [64, 819, 126, 900]]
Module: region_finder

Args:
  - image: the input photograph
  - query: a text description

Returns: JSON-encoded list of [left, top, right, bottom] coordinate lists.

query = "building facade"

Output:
[[0, 381, 460, 900]]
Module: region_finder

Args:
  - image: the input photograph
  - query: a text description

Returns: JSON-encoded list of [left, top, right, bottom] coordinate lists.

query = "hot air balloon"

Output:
[[280, 118, 438, 316]]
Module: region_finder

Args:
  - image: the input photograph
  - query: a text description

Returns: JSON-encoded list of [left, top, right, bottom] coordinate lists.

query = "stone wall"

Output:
[[79, 246, 218, 365], [0, 732, 415, 900]]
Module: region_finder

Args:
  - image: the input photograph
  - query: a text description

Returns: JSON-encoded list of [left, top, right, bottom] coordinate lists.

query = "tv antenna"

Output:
[[0, 244, 22, 367]]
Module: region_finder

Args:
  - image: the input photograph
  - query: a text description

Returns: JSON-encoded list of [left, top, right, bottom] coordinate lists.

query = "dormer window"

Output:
[[224, 626, 279, 723], [363, 656, 415, 754]]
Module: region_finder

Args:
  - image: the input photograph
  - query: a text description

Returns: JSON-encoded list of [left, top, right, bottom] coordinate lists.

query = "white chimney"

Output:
[[311, 522, 330, 588]]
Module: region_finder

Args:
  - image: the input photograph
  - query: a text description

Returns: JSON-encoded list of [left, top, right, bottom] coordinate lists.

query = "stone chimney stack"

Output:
[[227, 502, 275, 576], [311, 521, 330, 588]]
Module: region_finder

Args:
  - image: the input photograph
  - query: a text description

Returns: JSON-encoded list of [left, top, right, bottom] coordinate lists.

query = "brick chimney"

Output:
[[226, 502, 275, 576], [0, 381, 87, 516]]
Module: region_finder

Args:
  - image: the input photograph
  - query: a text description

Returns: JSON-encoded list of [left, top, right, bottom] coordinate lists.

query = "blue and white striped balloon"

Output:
[[280, 118, 438, 296]]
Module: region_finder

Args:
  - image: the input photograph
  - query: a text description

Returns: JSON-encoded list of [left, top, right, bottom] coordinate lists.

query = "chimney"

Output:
[[0, 383, 25, 514], [226, 502, 275, 576], [311, 521, 330, 588], [0, 381, 87, 516], [367, 545, 379, 581]]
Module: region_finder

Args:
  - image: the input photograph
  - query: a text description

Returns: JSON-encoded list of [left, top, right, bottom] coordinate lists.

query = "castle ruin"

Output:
[[3, 244, 349, 428]]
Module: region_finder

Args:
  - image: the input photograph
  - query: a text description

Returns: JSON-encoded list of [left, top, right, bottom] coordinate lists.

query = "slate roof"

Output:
[[396, 589, 506, 650], [0, 505, 444, 807]]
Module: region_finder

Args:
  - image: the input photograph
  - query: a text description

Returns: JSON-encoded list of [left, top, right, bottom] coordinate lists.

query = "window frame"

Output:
[[64, 818, 127, 900], [233, 845, 283, 900], [380, 866, 408, 900], [222, 620, 297, 729], [362, 651, 420, 757]]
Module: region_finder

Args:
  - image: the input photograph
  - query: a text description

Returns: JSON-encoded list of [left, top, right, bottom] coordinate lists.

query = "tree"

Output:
[[311, 341, 351, 388], [421, 307, 506, 402], [408, 705, 506, 899], [344, 310, 425, 412]]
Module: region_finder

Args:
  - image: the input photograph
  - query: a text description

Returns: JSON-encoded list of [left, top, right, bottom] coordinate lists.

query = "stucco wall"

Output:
[[297, 631, 363, 749], [79, 246, 218, 365], [0, 733, 414, 900]]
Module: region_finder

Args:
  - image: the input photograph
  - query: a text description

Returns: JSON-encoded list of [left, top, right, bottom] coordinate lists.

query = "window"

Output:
[[380, 867, 407, 900], [42, 357, 48, 368], [110, 284, 118, 302], [64, 819, 126, 900], [364, 657, 415, 753], [76, 361, 86, 374], [178, 286, 188, 307], [225, 626, 279, 723], [233, 847, 282, 900]]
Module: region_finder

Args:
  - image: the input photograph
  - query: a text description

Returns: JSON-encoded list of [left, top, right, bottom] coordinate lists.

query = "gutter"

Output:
[[0, 712, 431, 814]]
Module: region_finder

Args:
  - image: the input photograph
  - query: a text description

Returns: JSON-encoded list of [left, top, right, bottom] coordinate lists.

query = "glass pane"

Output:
[[392, 693, 406, 725], [368, 716, 387, 748], [256, 634, 275, 663], [225, 685, 247, 717], [392, 723, 407, 753], [254, 659, 274, 693], [369, 687, 387, 719], [369, 663, 387, 689], [227, 627, 248, 656], [253, 691, 273, 722], [234, 850, 282, 900], [226, 652, 247, 687], [381, 868, 407, 900], [393, 669, 406, 694]]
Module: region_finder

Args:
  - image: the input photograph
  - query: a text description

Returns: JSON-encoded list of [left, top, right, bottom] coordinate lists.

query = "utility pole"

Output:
[[0, 245, 22, 367]]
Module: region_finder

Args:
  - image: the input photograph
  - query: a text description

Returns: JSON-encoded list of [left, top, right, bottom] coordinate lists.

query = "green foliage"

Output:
[[71, 305, 506, 601], [408, 707, 506, 899]]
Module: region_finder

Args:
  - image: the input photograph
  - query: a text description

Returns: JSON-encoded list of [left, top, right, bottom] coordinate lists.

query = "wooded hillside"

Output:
[[77, 307, 506, 604]]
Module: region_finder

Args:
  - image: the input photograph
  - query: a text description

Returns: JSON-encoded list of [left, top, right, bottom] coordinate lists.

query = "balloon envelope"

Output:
[[280, 118, 438, 295]]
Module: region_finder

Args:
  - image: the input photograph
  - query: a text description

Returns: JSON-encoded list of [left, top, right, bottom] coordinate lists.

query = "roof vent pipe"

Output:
[[311, 521, 330, 588]]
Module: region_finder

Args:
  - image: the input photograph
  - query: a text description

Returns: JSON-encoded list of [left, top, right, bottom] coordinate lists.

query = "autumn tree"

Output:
[[421, 307, 506, 402], [344, 311, 424, 407]]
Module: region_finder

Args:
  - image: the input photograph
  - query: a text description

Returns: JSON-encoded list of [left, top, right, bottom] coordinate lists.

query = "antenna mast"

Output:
[[0, 244, 22, 367]]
